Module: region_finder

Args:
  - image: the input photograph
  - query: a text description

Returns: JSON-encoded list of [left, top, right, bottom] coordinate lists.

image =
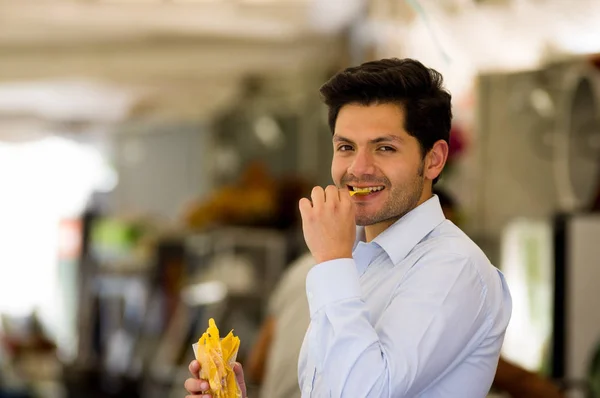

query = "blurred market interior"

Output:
[[1, 0, 600, 397]]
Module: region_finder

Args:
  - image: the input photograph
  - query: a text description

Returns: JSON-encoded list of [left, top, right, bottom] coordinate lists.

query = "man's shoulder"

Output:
[[415, 221, 494, 273], [408, 223, 510, 309], [413, 222, 511, 307]]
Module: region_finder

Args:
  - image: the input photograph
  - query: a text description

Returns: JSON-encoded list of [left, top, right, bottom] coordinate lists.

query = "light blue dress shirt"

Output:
[[298, 195, 512, 397]]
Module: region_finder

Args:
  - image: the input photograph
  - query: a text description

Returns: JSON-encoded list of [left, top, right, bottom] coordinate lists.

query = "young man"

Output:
[[185, 58, 512, 397], [244, 190, 561, 398]]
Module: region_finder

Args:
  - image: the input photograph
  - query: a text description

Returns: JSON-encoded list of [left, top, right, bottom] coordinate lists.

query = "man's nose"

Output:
[[348, 150, 376, 177]]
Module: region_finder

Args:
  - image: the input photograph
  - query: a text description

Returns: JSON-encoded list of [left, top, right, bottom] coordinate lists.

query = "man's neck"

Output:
[[364, 218, 398, 243], [363, 189, 434, 243]]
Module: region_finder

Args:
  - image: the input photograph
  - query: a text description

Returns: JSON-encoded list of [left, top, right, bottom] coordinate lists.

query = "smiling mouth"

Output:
[[348, 185, 385, 196]]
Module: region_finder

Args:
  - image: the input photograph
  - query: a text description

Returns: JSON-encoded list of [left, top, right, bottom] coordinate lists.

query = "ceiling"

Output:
[[0, 0, 357, 123], [0, 1, 320, 46], [0, 0, 356, 78], [7, 0, 591, 124]]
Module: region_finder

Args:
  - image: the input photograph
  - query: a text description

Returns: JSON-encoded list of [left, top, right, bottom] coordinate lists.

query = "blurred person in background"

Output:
[[186, 57, 512, 397], [245, 252, 313, 398]]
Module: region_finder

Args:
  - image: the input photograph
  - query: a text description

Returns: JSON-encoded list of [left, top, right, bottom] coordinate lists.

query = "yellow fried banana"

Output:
[[196, 318, 241, 398], [349, 188, 371, 196]]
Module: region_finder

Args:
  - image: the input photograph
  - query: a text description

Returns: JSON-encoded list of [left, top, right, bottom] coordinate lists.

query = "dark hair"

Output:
[[319, 58, 452, 184]]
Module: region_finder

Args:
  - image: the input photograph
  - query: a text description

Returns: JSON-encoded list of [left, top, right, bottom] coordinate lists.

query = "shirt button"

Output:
[[307, 291, 314, 301]]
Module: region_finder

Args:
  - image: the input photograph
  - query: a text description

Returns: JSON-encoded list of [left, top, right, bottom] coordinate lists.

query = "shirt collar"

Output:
[[354, 194, 446, 265]]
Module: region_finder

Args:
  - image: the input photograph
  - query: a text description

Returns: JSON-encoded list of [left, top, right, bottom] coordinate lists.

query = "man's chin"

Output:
[[355, 212, 402, 227], [355, 215, 379, 227]]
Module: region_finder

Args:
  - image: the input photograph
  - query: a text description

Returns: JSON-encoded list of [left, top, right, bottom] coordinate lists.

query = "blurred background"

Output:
[[0, 0, 599, 397]]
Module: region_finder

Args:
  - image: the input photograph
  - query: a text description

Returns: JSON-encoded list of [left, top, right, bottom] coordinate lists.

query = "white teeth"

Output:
[[352, 186, 384, 192]]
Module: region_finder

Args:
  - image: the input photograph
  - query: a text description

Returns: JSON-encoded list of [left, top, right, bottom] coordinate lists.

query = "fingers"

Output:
[[233, 362, 247, 398], [233, 361, 245, 379], [310, 186, 325, 209], [309, 185, 343, 206], [189, 360, 200, 379], [186, 360, 211, 397], [298, 197, 312, 221], [184, 377, 210, 395], [324, 185, 340, 204], [184, 364, 245, 398], [301, 185, 348, 221], [339, 186, 354, 207]]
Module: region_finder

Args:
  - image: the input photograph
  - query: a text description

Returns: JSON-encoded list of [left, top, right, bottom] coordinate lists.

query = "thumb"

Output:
[[233, 362, 247, 398]]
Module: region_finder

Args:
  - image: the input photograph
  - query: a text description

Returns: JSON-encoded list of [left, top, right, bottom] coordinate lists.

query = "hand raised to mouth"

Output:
[[299, 185, 356, 264]]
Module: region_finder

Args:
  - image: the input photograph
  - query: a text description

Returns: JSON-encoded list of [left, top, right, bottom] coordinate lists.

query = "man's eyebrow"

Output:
[[333, 134, 404, 144], [369, 135, 403, 144], [332, 135, 355, 144]]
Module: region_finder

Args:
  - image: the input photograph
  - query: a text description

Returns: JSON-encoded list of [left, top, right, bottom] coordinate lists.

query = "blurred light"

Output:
[[97, 167, 119, 193], [0, 136, 114, 354], [309, 0, 366, 34], [0, 80, 139, 124], [393, 0, 600, 95], [253, 115, 284, 149], [529, 88, 555, 120], [181, 281, 228, 306], [214, 146, 241, 179], [500, 219, 554, 372]]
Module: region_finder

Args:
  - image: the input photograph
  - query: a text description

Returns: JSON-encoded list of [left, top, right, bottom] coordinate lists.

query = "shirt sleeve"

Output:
[[304, 253, 491, 397]]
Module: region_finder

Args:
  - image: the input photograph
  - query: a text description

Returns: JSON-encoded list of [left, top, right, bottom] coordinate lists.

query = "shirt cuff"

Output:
[[305, 258, 362, 317]]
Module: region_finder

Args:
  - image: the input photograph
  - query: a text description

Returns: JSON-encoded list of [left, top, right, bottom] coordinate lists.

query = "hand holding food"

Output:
[[192, 318, 241, 398]]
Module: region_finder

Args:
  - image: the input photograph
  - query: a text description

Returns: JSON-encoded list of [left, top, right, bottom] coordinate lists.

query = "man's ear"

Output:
[[425, 139, 449, 181]]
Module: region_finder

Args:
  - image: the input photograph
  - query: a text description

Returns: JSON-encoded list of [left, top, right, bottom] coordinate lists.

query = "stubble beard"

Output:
[[354, 163, 426, 227]]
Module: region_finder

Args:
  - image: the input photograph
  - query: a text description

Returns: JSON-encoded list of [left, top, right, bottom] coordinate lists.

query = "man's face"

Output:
[[331, 103, 428, 226]]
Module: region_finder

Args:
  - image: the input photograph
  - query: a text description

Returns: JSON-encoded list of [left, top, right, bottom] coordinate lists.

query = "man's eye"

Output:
[[378, 146, 396, 152], [337, 145, 353, 152]]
